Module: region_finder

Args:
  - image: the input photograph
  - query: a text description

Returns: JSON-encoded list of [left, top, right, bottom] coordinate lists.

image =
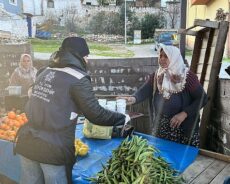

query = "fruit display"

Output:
[[0, 111, 28, 141], [90, 136, 184, 184], [74, 139, 89, 156]]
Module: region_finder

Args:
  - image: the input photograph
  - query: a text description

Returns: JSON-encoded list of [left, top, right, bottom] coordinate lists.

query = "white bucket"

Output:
[[98, 99, 107, 108], [106, 101, 116, 112], [116, 99, 126, 114], [7, 86, 22, 96]]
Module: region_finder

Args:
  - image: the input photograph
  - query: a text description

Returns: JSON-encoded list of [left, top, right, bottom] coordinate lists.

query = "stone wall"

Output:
[[34, 5, 160, 26], [84, 34, 124, 43], [40, 4, 160, 19], [82, 5, 159, 18]]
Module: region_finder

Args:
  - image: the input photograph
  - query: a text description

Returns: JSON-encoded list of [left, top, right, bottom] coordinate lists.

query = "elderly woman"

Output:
[[121, 44, 208, 147], [9, 54, 37, 96]]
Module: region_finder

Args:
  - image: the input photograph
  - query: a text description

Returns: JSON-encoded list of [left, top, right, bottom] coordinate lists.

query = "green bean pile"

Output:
[[90, 136, 184, 184]]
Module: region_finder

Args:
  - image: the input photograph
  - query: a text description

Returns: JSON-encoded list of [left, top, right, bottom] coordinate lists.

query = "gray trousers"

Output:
[[19, 156, 68, 184]]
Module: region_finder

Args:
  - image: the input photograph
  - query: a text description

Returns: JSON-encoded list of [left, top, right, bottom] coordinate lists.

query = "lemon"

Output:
[[78, 147, 88, 156], [78, 142, 84, 147], [74, 139, 89, 156], [81, 144, 88, 149]]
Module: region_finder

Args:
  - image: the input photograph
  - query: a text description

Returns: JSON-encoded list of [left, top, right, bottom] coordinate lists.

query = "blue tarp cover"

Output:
[[73, 124, 199, 183], [0, 124, 198, 183], [0, 140, 21, 182]]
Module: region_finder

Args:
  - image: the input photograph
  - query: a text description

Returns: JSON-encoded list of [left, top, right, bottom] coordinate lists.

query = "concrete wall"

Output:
[[22, 0, 42, 16], [0, 19, 28, 38], [41, 0, 83, 17], [34, 57, 158, 95], [207, 79, 230, 155], [219, 79, 230, 155], [88, 57, 158, 95]]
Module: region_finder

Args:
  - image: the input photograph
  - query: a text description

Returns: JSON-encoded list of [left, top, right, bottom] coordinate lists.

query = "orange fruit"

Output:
[[20, 113, 26, 118], [18, 119, 24, 126], [13, 121, 20, 128], [2, 124, 10, 131], [16, 115, 23, 122], [7, 119, 14, 127], [3, 117, 9, 124], [8, 111, 16, 119], [22, 117, 28, 123], [0, 130, 4, 135]]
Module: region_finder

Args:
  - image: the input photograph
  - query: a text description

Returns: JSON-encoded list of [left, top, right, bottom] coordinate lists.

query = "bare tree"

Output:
[[37, 12, 59, 31], [161, 0, 180, 29], [62, 4, 79, 32], [136, 0, 160, 7]]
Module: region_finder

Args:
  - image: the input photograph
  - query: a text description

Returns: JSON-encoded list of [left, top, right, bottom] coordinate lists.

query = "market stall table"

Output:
[[74, 124, 199, 183], [0, 124, 199, 184]]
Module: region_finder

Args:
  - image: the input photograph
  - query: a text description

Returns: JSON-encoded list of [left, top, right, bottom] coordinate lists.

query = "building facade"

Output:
[[0, 0, 22, 15], [0, 0, 29, 38], [164, 0, 180, 29], [186, 0, 230, 57]]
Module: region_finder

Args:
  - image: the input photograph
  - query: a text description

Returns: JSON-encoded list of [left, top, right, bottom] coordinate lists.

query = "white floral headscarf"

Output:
[[156, 44, 189, 99], [16, 54, 37, 82]]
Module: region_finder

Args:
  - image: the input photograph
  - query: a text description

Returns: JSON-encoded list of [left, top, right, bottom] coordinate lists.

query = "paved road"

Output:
[[220, 62, 230, 79], [34, 43, 157, 60], [126, 44, 158, 58], [34, 44, 229, 79]]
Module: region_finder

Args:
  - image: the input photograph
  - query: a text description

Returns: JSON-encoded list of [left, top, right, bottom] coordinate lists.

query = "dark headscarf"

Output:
[[61, 37, 90, 58], [49, 37, 90, 69]]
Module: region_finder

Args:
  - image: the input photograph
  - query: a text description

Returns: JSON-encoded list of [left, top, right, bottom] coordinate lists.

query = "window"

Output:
[[86, 2, 91, 5], [47, 0, 54, 8], [9, 0, 17, 5]]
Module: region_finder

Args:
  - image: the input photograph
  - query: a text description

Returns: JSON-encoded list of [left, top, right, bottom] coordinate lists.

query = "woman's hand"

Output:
[[28, 87, 32, 98], [170, 111, 188, 128], [116, 96, 136, 105]]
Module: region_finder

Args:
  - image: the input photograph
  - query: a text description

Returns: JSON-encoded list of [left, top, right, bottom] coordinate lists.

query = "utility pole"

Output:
[[125, 0, 127, 44], [180, 0, 187, 60]]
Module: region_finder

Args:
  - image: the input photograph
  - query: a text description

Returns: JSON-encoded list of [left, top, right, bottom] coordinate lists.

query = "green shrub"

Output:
[[141, 14, 165, 39]]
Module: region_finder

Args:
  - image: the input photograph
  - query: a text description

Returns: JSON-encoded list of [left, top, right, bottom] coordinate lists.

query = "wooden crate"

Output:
[[179, 19, 229, 148]]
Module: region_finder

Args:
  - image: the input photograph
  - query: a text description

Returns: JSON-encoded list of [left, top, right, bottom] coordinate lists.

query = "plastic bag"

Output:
[[83, 119, 134, 139], [83, 119, 113, 139]]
